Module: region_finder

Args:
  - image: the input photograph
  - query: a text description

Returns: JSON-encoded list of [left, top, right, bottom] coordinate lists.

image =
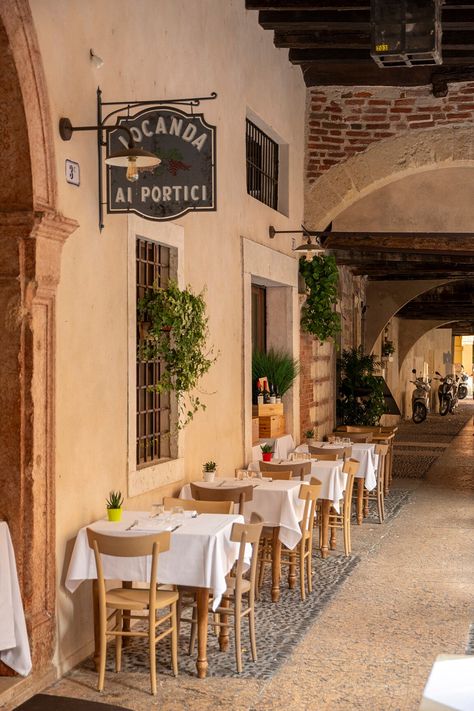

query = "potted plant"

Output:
[[106, 490, 124, 522], [336, 346, 385, 426], [252, 349, 300, 402], [260, 443, 273, 462], [202, 460, 217, 482], [381, 339, 396, 362], [304, 429, 316, 445], [137, 280, 217, 429], [299, 255, 341, 344]]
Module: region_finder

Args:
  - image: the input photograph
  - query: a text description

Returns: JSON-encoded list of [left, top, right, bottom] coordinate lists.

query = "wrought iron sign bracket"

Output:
[[96, 88, 217, 230]]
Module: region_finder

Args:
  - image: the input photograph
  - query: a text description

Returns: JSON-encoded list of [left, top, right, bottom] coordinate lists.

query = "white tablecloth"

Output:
[[295, 442, 377, 491], [65, 511, 247, 610], [251, 434, 295, 462], [420, 655, 474, 710], [180, 479, 304, 549], [0, 522, 32, 676]]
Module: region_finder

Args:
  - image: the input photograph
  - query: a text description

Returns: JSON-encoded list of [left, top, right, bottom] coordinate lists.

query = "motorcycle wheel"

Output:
[[439, 398, 450, 416], [412, 401, 427, 424], [449, 400, 457, 414], [458, 385, 468, 400]]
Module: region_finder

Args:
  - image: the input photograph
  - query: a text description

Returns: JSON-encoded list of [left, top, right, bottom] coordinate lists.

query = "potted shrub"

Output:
[[252, 349, 300, 402], [106, 490, 124, 522], [381, 339, 396, 362], [299, 255, 341, 344], [336, 346, 385, 426], [304, 429, 316, 445], [202, 460, 217, 482], [137, 280, 217, 429], [260, 443, 273, 462]]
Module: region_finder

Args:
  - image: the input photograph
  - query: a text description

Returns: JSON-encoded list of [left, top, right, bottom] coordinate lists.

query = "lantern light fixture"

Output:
[[269, 223, 332, 253]]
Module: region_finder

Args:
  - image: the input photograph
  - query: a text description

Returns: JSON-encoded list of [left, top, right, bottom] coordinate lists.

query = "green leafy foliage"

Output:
[[137, 280, 217, 430], [203, 461, 217, 472], [252, 348, 300, 396], [106, 490, 124, 509], [336, 346, 385, 425], [260, 443, 273, 453], [381, 339, 396, 357], [299, 255, 341, 343], [304, 429, 315, 439]]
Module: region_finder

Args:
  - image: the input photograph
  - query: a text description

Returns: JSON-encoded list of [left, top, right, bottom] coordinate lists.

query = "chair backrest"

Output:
[[343, 446, 353, 459], [342, 458, 359, 512], [266, 470, 292, 480], [374, 443, 388, 485], [163, 496, 233, 514], [190, 482, 253, 515], [348, 433, 373, 443], [309, 445, 345, 459], [230, 519, 264, 599], [259, 460, 311, 481], [86, 528, 170, 611], [298, 477, 322, 537]]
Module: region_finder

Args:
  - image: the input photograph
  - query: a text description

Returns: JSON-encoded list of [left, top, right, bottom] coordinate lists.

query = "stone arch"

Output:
[[305, 125, 474, 230], [0, 0, 77, 687], [398, 319, 454, 369]]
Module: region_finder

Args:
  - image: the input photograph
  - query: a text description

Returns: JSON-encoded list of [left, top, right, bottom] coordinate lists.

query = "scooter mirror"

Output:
[[412, 369, 417, 374], [435, 371, 441, 376]]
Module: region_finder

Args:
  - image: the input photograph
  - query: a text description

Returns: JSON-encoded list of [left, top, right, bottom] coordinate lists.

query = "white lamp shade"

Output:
[[105, 148, 161, 168]]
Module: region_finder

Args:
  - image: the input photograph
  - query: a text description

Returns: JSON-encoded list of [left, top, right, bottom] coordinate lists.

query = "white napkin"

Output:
[[132, 519, 173, 532]]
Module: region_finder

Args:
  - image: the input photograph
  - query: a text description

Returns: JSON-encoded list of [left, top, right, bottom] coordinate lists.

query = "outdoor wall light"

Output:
[[89, 49, 104, 69], [269, 223, 332, 253], [59, 117, 161, 183]]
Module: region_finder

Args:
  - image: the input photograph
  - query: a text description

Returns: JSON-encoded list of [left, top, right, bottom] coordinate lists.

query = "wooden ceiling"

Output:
[[247, 0, 474, 90], [396, 281, 474, 333]]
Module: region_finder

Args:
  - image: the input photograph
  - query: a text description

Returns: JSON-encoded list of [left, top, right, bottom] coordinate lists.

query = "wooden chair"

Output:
[[309, 447, 342, 461], [263, 469, 292, 480], [163, 496, 233, 515], [347, 433, 373, 443], [320, 458, 359, 556], [258, 478, 322, 601], [362, 444, 388, 524], [86, 528, 178, 696], [188, 519, 263, 673], [190, 482, 253, 515], [259, 460, 311, 481]]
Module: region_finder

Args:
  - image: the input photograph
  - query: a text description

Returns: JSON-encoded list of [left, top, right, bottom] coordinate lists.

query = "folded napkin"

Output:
[[131, 519, 173, 532]]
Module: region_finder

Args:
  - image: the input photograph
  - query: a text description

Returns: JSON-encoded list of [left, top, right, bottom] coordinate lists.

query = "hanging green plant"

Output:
[[381, 339, 396, 358], [299, 255, 341, 343], [137, 280, 217, 429], [336, 346, 385, 426]]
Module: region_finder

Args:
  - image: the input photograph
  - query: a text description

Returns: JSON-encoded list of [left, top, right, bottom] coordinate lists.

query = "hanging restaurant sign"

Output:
[[106, 106, 216, 221]]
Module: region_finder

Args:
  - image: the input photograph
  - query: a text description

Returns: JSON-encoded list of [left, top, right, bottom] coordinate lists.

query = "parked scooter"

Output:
[[435, 371, 458, 416], [410, 369, 431, 423], [457, 367, 469, 400]]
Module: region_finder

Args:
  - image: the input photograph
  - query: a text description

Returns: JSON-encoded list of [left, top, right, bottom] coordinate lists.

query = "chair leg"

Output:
[[248, 596, 257, 662], [299, 547, 306, 601], [171, 603, 178, 677], [115, 610, 122, 673], [149, 615, 157, 696], [234, 601, 242, 673], [306, 543, 313, 593], [189, 599, 197, 656], [98, 607, 107, 692]]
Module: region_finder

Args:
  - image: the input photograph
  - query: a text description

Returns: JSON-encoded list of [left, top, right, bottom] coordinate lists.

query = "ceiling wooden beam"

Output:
[[322, 232, 474, 256]]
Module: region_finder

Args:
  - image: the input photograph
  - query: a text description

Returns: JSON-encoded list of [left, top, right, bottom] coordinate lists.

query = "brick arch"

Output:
[[305, 126, 474, 230], [0, 0, 77, 687]]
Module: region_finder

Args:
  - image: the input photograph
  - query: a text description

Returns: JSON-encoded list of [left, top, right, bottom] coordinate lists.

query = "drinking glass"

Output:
[[171, 505, 185, 526], [151, 503, 164, 518]]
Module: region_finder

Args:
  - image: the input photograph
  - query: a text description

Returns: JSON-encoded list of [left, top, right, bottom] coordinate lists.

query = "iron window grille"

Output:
[[136, 238, 172, 466], [246, 119, 279, 210]]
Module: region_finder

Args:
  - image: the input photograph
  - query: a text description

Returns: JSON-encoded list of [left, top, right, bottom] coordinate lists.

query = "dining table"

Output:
[[180, 477, 305, 602], [0, 522, 32, 676], [65, 511, 248, 679], [251, 433, 295, 462], [295, 442, 378, 525]]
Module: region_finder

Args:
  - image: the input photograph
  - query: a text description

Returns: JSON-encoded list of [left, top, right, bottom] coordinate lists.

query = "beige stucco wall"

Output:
[[29, 0, 306, 672]]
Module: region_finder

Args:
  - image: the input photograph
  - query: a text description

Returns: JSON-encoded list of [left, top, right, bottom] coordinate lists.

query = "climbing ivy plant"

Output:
[[299, 255, 341, 343], [336, 346, 386, 425], [137, 280, 217, 429]]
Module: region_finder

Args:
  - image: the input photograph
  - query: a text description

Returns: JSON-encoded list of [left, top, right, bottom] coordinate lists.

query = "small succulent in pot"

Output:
[[202, 460, 217, 482], [260, 443, 273, 462], [304, 429, 315, 441], [106, 490, 124, 522]]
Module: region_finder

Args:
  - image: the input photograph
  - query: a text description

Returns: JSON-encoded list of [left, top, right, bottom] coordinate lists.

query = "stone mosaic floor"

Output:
[[16, 407, 474, 710]]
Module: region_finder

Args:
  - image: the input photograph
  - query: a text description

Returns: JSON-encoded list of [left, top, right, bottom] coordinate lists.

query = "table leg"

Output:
[[288, 550, 297, 589], [271, 526, 282, 602], [320, 499, 330, 559], [92, 579, 100, 672], [218, 596, 230, 652], [356, 478, 364, 525], [122, 581, 132, 647], [196, 588, 209, 679]]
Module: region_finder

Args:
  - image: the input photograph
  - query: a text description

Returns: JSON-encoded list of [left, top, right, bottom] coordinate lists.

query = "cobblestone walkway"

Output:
[[30, 408, 474, 710]]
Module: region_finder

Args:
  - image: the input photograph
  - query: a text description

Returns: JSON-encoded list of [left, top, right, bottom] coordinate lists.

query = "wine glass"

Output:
[[151, 503, 164, 518]]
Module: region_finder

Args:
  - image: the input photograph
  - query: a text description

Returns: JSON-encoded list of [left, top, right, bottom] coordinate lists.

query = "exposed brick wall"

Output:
[[306, 81, 474, 182]]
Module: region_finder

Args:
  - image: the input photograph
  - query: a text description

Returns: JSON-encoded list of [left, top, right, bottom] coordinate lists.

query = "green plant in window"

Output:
[[299, 255, 341, 343], [252, 348, 299, 397], [137, 280, 217, 429]]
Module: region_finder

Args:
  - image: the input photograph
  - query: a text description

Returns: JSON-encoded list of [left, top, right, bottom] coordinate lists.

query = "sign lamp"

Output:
[[59, 117, 161, 183]]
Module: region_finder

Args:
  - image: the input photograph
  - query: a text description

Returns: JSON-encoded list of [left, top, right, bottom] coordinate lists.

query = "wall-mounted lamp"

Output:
[[269, 222, 332, 253], [59, 117, 160, 183], [90, 49, 104, 69]]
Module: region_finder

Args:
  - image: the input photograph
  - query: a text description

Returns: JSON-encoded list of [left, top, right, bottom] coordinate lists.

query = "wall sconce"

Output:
[[90, 49, 104, 69], [269, 222, 332, 252]]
